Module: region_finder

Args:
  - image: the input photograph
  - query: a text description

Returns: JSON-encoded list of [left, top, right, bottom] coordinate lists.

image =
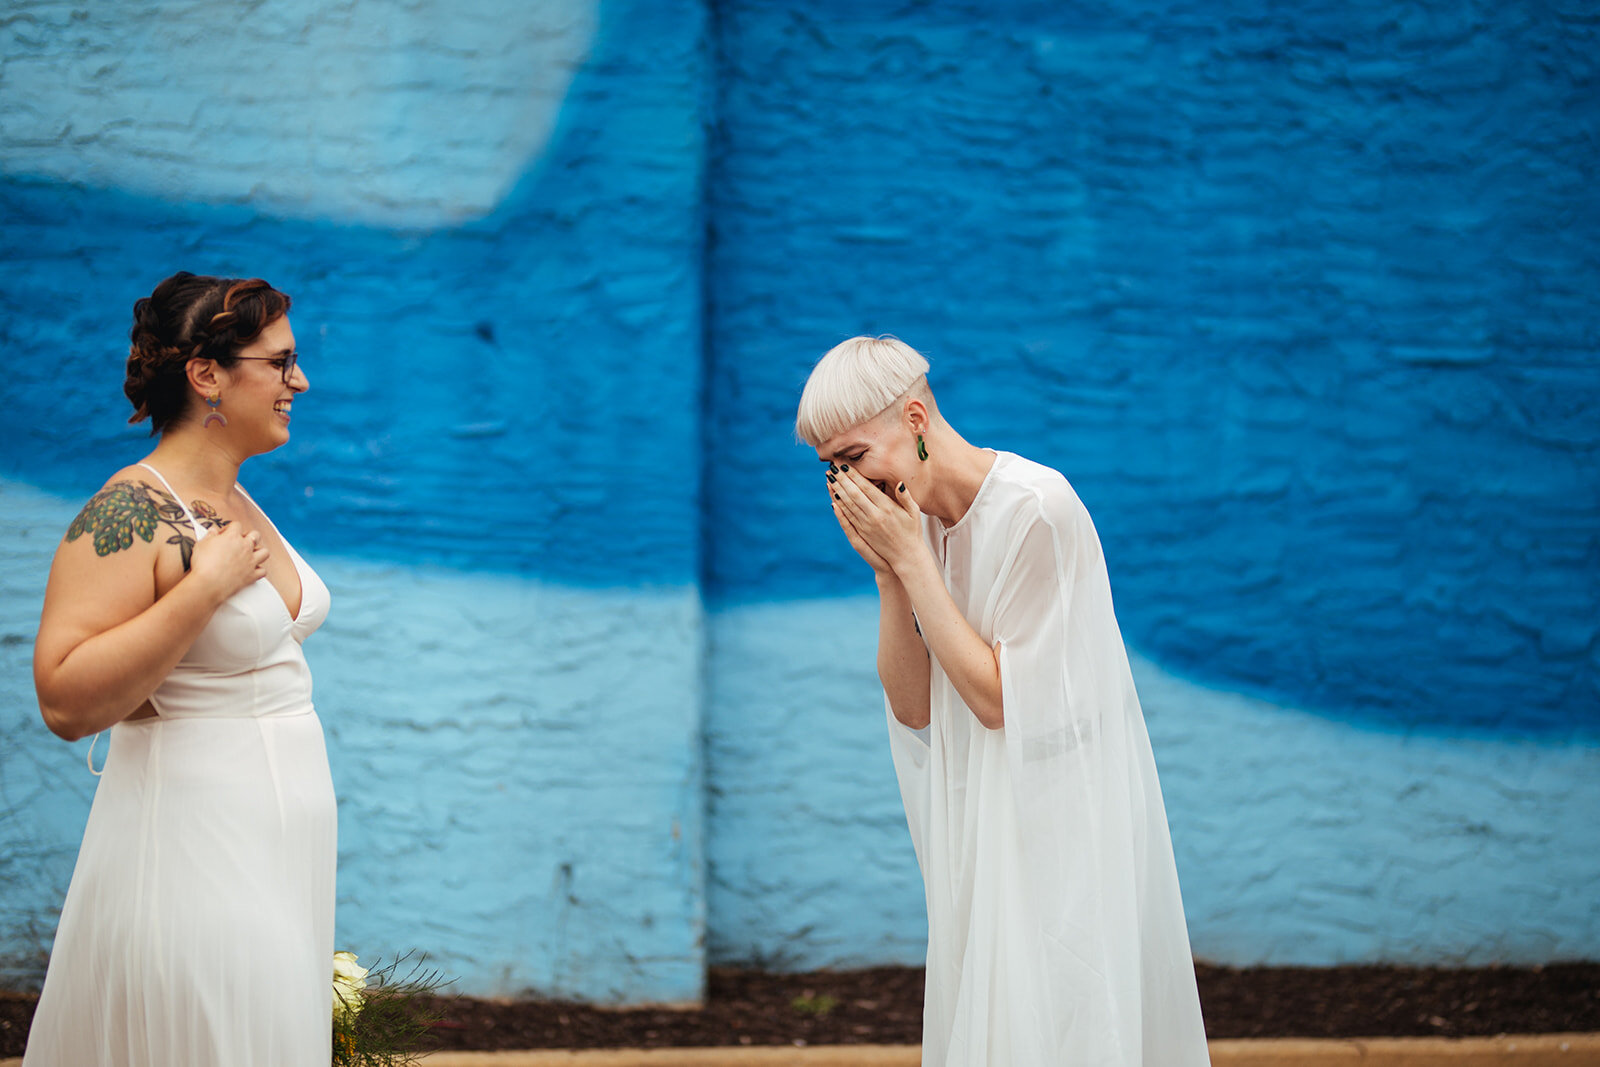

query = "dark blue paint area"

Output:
[[0, 0, 708, 587], [703, 0, 1600, 732]]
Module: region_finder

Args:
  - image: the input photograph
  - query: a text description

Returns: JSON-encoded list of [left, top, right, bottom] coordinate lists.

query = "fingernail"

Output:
[[829, 462, 838, 472], [898, 483, 906, 492], [833, 492, 840, 500], [840, 465, 849, 472], [827, 474, 837, 483]]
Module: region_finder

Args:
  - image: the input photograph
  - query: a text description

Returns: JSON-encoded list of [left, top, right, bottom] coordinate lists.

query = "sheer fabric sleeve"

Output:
[[991, 490, 1210, 1065], [884, 699, 932, 880]]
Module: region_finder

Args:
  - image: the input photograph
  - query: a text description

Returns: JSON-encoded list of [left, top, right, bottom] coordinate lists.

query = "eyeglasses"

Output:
[[233, 351, 299, 383]]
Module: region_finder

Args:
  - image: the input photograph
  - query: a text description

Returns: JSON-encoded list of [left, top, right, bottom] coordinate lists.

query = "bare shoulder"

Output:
[[61, 467, 186, 561], [38, 469, 183, 678]]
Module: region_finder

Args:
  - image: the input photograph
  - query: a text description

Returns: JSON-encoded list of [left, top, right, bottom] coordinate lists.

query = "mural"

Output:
[[0, 0, 713, 1002], [2, 0, 1596, 1001], [702, 0, 1598, 970], [0, 1, 597, 229], [704, 0, 1599, 736]]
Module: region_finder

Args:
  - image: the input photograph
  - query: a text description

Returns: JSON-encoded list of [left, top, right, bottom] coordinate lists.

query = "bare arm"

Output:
[[875, 572, 932, 729], [827, 477, 932, 728], [835, 468, 1004, 729], [890, 549, 1003, 729], [33, 479, 268, 741]]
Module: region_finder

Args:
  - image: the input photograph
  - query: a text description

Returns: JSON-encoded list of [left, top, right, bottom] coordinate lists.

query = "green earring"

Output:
[[917, 434, 929, 461]]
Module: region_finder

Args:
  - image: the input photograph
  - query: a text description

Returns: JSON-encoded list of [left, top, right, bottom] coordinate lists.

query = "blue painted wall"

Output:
[[2, 0, 1597, 1001], [702, 0, 1599, 971], [703, 0, 1600, 735], [1, 0, 716, 1002], [1, 20, 709, 583]]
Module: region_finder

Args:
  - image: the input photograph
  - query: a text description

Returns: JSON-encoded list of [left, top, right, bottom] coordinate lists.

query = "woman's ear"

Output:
[[185, 357, 222, 397], [902, 396, 930, 434]]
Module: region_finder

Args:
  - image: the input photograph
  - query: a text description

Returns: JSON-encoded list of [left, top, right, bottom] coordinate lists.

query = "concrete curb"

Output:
[[5, 1035, 1599, 1066], [1207, 1034, 1600, 1065]]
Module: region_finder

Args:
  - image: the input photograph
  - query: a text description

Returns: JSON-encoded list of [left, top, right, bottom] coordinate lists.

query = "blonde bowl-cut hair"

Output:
[[795, 336, 932, 447]]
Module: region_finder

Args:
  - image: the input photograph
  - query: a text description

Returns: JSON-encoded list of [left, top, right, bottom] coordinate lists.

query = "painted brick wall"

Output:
[[702, 0, 1600, 968], [703, 0, 1599, 732], [708, 603, 1600, 969], [2, 0, 1597, 1005], [1, 0, 714, 1002]]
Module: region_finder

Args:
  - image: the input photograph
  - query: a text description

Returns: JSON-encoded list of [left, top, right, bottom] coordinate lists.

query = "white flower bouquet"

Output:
[[332, 951, 369, 1022], [330, 950, 451, 1066]]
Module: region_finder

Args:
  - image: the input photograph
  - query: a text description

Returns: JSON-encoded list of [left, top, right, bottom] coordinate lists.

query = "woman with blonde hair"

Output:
[[25, 271, 335, 1065], [798, 336, 1209, 1066]]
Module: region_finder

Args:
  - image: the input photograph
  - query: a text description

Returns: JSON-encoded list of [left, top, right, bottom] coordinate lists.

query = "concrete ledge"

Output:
[[5, 1034, 1599, 1067], [1208, 1034, 1600, 1066]]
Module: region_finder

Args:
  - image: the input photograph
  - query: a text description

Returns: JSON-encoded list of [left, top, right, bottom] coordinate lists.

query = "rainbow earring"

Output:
[[203, 393, 227, 429], [917, 433, 929, 461]]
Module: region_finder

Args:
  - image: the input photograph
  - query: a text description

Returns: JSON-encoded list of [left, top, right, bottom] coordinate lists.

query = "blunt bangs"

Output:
[[795, 336, 931, 446]]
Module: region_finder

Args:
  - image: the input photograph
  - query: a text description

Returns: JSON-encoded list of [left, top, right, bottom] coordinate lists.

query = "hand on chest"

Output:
[[151, 493, 304, 622]]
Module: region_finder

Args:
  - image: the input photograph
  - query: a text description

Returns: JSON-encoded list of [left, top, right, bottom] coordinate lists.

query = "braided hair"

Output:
[[125, 271, 292, 433]]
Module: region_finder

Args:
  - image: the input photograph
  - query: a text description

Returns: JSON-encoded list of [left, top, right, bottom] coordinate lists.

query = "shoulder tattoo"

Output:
[[66, 480, 230, 571]]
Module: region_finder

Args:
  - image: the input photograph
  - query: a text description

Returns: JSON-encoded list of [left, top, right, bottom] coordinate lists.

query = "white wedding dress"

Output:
[[886, 451, 1210, 1066], [25, 465, 337, 1067]]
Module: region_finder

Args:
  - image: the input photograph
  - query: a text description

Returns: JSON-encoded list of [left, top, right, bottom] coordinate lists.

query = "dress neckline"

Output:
[[238, 486, 309, 624], [936, 450, 1004, 537], [136, 461, 306, 623]]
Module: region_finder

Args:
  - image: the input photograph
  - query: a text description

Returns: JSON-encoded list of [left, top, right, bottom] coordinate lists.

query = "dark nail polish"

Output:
[[827, 474, 836, 483], [833, 492, 840, 500], [840, 465, 849, 472], [898, 483, 906, 492]]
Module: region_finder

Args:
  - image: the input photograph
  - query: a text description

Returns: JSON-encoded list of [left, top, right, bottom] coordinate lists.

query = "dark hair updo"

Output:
[[125, 271, 292, 433]]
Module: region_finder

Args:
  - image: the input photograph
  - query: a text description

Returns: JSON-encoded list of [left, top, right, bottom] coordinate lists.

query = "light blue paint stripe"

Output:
[[707, 598, 1600, 968], [0, 478, 707, 1001]]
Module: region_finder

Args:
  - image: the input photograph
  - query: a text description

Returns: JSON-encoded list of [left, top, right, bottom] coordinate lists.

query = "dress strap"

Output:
[[233, 484, 275, 535], [136, 462, 204, 540], [86, 461, 202, 774], [86, 731, 106, 776], [232, 483, 296, 555], [85, 463, 196, 775]]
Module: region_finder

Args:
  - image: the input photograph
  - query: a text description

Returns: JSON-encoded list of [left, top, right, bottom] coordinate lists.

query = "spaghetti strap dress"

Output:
[[24, 463, 338, 1067]]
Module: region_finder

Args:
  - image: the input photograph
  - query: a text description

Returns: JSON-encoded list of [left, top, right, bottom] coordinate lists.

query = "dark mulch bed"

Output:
[[5, 963, 1599, 1056]]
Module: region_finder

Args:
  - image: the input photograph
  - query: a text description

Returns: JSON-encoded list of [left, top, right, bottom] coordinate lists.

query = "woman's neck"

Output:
[[143, 426, 245, 499], [919, 430, 996, 528]]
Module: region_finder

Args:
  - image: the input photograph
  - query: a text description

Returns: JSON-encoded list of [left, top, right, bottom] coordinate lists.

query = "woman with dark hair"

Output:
[[24, 272, 335, 1066]]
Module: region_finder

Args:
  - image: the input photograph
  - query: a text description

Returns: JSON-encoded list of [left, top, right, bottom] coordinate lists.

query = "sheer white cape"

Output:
[[885, 451, 1209, 1066]]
